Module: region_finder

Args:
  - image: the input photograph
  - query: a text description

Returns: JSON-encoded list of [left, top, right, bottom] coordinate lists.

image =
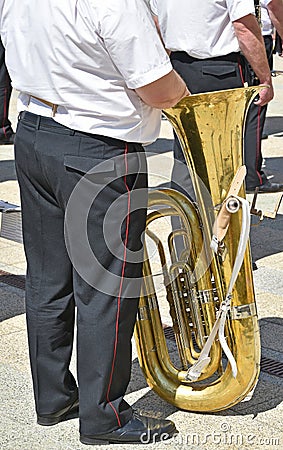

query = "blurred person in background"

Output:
[[274, 30, 283, 56], [245, 0, 283, 193], [0, 36, 14, 145]]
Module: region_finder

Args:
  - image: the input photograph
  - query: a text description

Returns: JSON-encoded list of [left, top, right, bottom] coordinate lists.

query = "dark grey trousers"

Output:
[[244, 34, 273, 189], [15, 111, 147, 435]]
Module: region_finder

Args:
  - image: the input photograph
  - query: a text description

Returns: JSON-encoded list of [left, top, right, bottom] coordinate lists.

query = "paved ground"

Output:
[[0, 56, 283, 449]]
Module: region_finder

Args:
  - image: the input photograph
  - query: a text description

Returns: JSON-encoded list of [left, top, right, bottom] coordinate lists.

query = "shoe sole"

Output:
[[80, 425, 177, 445], [37, 400, 79, 426], [80, 437, 111, 445]]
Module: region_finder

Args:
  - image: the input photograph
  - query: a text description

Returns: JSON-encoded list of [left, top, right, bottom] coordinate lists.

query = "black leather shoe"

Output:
[[246, 181, 283, 194], [80, 411, 177, 445], [0, 132, 15, 145], [37, 397, 79, 426]]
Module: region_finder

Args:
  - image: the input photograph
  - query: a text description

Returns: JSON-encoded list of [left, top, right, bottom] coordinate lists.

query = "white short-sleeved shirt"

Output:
[[261, 0, 273, 36], [149, 0, 255, 59], [0, 0, 172, 143]]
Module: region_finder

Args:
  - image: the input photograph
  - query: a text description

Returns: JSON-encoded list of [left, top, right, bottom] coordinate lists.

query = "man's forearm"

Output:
[[268, 0, 283, 40], [135, 70, 190, 109], [233, 14, 272, 86]]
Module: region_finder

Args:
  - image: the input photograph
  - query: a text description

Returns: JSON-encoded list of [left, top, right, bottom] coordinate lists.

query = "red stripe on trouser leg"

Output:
[[106, 144, 131, 427], [237, 62, 245, 86]]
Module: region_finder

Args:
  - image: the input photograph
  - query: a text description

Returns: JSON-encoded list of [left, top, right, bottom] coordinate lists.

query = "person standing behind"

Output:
[[268, 0, 283, 39], [0, 36, 14, 144], [0, 0, 189, 445], [245, 0, 283, 193], [149, 0, 277, 197], [262, 0, 276, 70]]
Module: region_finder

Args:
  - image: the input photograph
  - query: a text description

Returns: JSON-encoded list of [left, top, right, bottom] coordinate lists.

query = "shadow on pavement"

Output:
[[0, 160, 17, 182], [250, 213, 283, 263], [262, 156, 283, 184], [0, 283, 25, 322], [264, 116, 283, 136]]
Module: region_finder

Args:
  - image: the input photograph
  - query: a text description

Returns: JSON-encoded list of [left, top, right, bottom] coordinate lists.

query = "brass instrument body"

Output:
[[135, 87, 261, 412]]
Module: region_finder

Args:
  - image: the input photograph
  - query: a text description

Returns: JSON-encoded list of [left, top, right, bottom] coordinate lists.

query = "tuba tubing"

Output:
[[135, 87, 262, 411]]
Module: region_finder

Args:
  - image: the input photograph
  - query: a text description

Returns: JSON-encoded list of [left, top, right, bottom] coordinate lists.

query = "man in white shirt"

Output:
[[0, 0, 189, 445], [150, 0, 283, 194]]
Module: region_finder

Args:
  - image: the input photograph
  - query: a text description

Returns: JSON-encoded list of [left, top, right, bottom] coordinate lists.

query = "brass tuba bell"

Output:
[[135, 87, 262, 412]]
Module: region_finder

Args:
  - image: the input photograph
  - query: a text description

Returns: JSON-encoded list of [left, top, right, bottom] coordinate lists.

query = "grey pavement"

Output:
[[1, 57, 283, 450]]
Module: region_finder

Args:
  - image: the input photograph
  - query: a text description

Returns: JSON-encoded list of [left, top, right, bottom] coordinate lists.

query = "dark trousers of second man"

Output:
[[244, 34, 274, 189]]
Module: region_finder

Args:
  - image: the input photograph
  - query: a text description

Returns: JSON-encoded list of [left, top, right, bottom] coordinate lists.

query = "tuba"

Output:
[[134, 87, 262, 411]]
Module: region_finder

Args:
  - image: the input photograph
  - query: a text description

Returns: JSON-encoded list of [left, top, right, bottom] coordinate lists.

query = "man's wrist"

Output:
[[258, 76, 272, 87]]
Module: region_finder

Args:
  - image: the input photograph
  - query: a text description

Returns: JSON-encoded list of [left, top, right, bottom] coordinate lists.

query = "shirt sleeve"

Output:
[[96, 0, 172, 89], [226, 0, 255, 22]]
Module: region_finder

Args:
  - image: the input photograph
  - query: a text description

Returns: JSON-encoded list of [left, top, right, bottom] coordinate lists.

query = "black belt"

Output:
[[171, 51, 242, 64]]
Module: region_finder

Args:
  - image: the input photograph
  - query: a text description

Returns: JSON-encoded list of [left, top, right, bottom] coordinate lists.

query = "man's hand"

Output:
[[254, 84, 274, 106], [233, 14, 274, 106]]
